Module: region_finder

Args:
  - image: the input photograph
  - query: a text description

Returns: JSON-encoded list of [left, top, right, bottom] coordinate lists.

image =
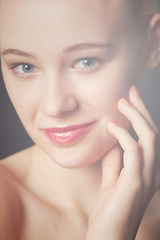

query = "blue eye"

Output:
[[75, 58, 99, 69], [13, 63, 35, 74], [9, 63, 39, 78], [20, 64, 35, 73]]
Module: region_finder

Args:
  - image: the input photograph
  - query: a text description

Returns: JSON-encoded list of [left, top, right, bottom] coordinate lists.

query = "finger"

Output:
[[101, 143, 122, 190], [129, 86, 158, 134], [117, 98, 159, 182], [107, 121, 142, 177], [118, 98, 155, 149]]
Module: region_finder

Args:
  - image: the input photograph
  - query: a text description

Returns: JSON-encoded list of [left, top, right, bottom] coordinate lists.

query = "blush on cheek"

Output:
[[104, 95, 130, 130]]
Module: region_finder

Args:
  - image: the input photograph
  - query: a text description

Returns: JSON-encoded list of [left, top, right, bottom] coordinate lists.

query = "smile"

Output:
[[42, 121, 96, 145]]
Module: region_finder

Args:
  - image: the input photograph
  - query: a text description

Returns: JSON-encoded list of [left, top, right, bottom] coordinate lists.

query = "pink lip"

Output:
[[42, 121, 96, 144]]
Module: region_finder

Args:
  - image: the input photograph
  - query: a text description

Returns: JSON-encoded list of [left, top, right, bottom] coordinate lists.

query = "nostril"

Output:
[[40, 94, 78, 118], [66, 97, 79, 112]]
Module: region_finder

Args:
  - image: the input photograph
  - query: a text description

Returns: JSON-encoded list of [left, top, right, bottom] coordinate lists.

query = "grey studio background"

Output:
[[0, 66, 160, 160]]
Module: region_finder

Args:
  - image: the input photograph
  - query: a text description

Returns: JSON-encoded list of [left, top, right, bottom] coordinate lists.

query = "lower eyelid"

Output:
[[71, 64, 102, 75], [10, 67, 40, 79], [13, 71, 40, 79]]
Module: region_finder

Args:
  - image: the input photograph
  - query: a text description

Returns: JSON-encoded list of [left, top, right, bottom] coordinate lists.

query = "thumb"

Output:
[[101, 144, 123, 190]]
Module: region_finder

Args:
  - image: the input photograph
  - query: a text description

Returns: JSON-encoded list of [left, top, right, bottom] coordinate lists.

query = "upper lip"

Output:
[[42, 121, 96, 133]]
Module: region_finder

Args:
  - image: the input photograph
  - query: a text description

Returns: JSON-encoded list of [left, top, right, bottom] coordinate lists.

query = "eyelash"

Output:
[[9, 63, 39, 78], [8, 57, 104, 78]]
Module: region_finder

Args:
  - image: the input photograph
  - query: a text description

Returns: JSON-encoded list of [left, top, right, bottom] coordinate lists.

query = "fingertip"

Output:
[[119, 98, 130, 106], [107, 120, 118, 128], [107, 121, 119, 137], [130, 85, 140, 98]]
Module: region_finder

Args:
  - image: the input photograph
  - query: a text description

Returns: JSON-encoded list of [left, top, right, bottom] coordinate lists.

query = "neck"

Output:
[[27, 145, 102, 216]]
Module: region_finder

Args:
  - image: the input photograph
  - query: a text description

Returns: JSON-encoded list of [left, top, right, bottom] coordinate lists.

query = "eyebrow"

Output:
[[1, 42, 111, 58], [1, 48, 36, 58], [63, 42, 111, 53]]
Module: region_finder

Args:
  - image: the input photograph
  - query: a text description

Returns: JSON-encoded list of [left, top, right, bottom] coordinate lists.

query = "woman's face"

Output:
[[0, 0, 142, 167]]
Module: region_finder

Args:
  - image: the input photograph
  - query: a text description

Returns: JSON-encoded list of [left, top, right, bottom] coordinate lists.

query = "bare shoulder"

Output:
[[0, 162, 23, 240], [1, 146, 35, 182], [0, 146, 35, 240]]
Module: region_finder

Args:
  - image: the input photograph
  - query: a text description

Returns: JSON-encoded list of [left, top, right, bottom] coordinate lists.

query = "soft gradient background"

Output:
[[0, 68, 34, 159], [0, 65, 160, 160]]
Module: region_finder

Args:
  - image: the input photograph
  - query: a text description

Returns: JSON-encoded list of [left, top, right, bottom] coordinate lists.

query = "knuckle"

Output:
[[149, 131, 157, 142], [133, 177, 144, 193], [131, 172, 159, 195], [130, 142, 140, 154], [128, 173, 144, 193], [145, 130, 158, 148]]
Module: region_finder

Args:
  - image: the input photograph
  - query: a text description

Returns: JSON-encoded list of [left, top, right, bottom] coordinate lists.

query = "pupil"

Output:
[[22, 64, 33, 72], [83, 58, 94, 67]]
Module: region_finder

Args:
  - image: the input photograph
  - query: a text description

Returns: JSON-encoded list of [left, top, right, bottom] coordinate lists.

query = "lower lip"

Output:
[[44, 123, 95, 145]]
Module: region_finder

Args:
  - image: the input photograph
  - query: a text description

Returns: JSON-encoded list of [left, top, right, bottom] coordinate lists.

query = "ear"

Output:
[[145, 14, 160, 69]]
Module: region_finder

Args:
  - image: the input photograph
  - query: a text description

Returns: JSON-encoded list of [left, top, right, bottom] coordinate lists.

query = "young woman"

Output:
[[0, 0, 160, 239]]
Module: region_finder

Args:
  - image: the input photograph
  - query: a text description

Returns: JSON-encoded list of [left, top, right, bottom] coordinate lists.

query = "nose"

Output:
[[40, 75, 78, 118]]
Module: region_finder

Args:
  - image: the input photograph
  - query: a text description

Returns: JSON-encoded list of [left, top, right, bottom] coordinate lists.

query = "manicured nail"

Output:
[[108, 120, 118, 127], [120, 98, 130, 106], [131, 85, 140, 97]]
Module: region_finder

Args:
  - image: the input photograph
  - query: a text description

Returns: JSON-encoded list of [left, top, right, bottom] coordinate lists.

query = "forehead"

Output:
[[0, 0, 125, 53]]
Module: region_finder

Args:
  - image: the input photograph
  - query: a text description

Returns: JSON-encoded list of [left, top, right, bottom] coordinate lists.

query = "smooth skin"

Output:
[[87, 87, 160, 240], [0, 0, 160, 239]]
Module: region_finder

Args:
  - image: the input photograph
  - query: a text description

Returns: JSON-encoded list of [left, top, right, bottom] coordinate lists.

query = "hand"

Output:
[[86, 86, 160, 240]]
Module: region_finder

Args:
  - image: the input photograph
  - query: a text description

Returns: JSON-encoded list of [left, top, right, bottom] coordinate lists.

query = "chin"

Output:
[[41, 135, 118, 169]]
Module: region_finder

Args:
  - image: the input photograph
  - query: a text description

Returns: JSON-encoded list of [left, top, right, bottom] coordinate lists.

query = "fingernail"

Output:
[[108, 120, 118, 127], [131, 85, 140, 97], [120, 98, 130, 106]]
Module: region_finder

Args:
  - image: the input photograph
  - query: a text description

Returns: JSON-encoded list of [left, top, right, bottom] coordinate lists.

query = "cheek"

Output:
[[78, 74, 129, 115], [76, 62, 136, 129], [3, 77, 38, 126]]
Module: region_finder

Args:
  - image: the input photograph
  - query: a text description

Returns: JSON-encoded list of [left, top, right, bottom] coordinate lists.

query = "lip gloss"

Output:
[[43, 122, 95, 144]]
